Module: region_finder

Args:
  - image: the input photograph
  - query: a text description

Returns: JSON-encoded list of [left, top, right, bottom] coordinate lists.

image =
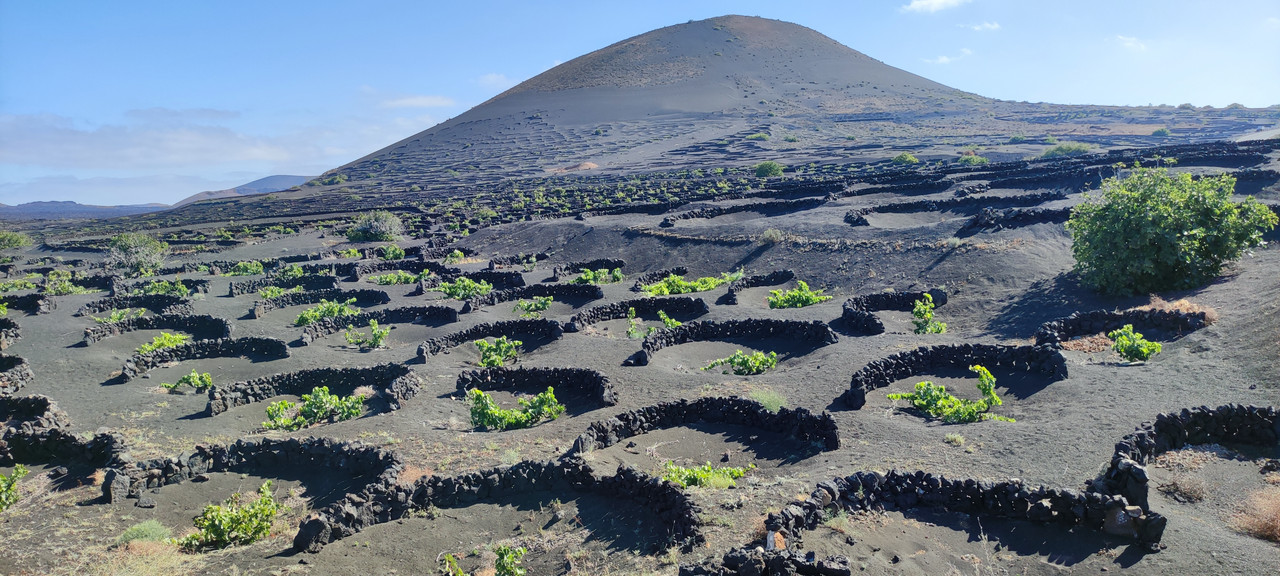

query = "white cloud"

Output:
[[1265, 16, 1280, 28], [1117, 35, 1147, 51], [380, 95, 456, 108], [902, 0, 971, 13], [924, 48, 972, 65], [968, 21, 1000, 31], [477, 73, 518, 90]]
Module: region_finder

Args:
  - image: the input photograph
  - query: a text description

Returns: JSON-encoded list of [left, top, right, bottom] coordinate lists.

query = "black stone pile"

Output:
[[456, 366, 618, 407], [840, 289, 947, 335], [0, 395, 126, 467], [564, 296, 708, 332], [0, 317, 19, 349], [300, 305, 458, 345], [83, 314, 232, 345], [722, 270, 795, 305], [417, 318, 563, 359], [840, 344, 1067, 409], [0, 354, 35, 397], [625, 319, 838, 366], [77, 294, 191, 316], [460, 283, 604, 314], [121, 337, 289, 381], [960, 206, 1072, 233], [252, 288, 390, 318], [206, 364, 422, 416]]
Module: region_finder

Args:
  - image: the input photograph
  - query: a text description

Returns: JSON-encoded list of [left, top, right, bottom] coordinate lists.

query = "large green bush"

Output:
[[754, 161, 785, 178], [346, 210, 403, 242], [1067, 162, 1278, 295], [106, 233, 169, 277], [173, 481, 281, 550], [0, 231, 32, 251]]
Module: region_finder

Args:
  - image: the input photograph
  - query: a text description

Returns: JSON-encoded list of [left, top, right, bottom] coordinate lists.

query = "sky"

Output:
[[2, 0, 1278, 207]]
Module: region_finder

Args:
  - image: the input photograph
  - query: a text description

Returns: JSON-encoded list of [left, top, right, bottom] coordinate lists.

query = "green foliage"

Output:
[[161, 370, 213, 392], [475, 336, 521, 367], [294, 298, 358, 326], [0, 231, 32, 251], [107, 233, 169, 277], [92, 308, 146, 324], [745, 132, 770, 141], [0, 464, 28, 513], [467, 387, 565, 431], [262, 386, 365, 430], [346, 210, 403, 242], [0, 279, 36, 293], [957, 154, 989, 166], [1007, 135, 1027, 144], [258, 285, 303, 299], [275, 264, 304, 280], [42, 270, 94, 295], [892, 152, 920, 165], [912, 293, 947, 334], [116, 519, 171, 546], [783, 135, 800, 143], [658, 309, 682, 328], [754, 161, 785, 178], [703, 350, 778, 375], [370, 270, 425, 285], [223, 260, 264, 276], [343, 319, 389, 350], [661, 461, 755, 489], [380, 244, 405, 261], [626, 307, 645, 339], [494, 544, 527, 576], [443, 249, 466, 264], [338, 248, 361, 259], [1152, 127, 1171, 137], [572, 268, 624, 285], [0, 302, 7, 316], [438, 277, 493, 300], [513, 296, 552, 318], [887, 365, 1014, 423], [1040, 142, 1091, 158], [173, 481, 282, 550], [1107, 324, 1163, 362], [767, 280, 831, 308], [137, 332, 188, 355], [135, 278, 190, 297], [641, 269, 743, 296], [1068, 162, 1277, 294], [748, 388, 786, 413], [440, 554, 467, 576]]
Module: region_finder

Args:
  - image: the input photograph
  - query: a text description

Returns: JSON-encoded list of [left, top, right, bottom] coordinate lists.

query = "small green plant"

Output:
[[658, 310, 681, 328], [135, 278, 190, 297], [343, 320, 390, 350], [440, 553, 467, 576], [513, 296, 552, 318], [116, 519, 171, 546], [661, 461, 755, 489], [892, 152, 920, 165], [1, 464, 28, 512], [338, 248, 361, 259], [467, 387, 565, 431], [944, 433, 966, 446], [1008, 135, 1027, 144], [572, 268, 624, 285], [106, 232, 168, 277], [223, 261, 264, 276], [754, 161, 785, 177], [887, 365, 1014, 423], [1152, 127, 1171, 137], [703, 350, 778, 375], [1107, 324, 1162, 362], [494, 544, 527, 576], [767, 280, 831, 308], [275, 264, 304, 281], [0, 302, 7, 316], [475, 336, 521, 367], [380, 244, 405, 261], [641, 269, 743, 296], [443, 249, 466, 264], [42, 270, 94, 295], [137, 332, 189, 355], [91, 307, 145, 324], [258, 285, 303, 299], [438, 277, 493, 300], [957, 154, 989, 166], [346, 210, 403, 242], [625, 307, 646, 339], [173, 481, 282, 550], [160, 370, 213, 392], [262, 386, 365, 430], [294, 298, 359, 326], [0, 279, 36, 293], [1040, 142, 1091, 159], [745, 132, 770, 141], [370, 270, 424, 285], [783, 135, 800, 143], [748, 388, 786, 412], [912, 293, 947, 334]]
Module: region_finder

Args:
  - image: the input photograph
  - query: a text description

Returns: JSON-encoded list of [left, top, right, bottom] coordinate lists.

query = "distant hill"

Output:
[[0, 201, 169, 220], [173, 175, 312, 207]]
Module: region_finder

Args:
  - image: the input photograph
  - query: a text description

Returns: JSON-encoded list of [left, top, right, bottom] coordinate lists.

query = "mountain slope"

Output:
[[173, 174, 312, 207]]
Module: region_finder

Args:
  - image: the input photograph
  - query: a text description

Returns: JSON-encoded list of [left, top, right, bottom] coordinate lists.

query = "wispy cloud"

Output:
[[902, 0, 971, 13], [1265, 16, 1280, 28], [924, 48, 972, 65], [1116, 35, 1147, 51], [967, 21, 1000, 31], [380, 95, 456, 108], [477, 73, 518, 90]]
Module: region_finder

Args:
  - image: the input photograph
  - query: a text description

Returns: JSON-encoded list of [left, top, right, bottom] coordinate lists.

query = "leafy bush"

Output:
[[0, 302, 7, 316], [467, 387, 565, 430], [1, 464, 28, 513], [0, 279, 36, 293], [42, 270, 94, 296], [475, 336, 521, 367], [573, 268, 624, 285], [116, 519, 171, 546], [513, 296, 552, 318], [912, 293, 947, 334], [658, 310, 682, 328], [106, 233, 168, 277], [1107, 324, 1162, 362], [887, 365, 1014, 423], [748, 388, 786, 412], [0, 231, 32, 251], [343, 319, 389, 350], [370, 270, 424, 285], [745, 132, 770, 141], [641, 269, 743, 296], [494, 544, 528, 576], [262, 386, 365, 430], [258, 285, 302, 299], [346, 210, 403, 242], [173, 481, 282, 550], [223, 260, 264, 276], [294, 298, 358, 326], [438, 277, 493, 300], [957, 154, 989, 166], [380, 244, 405, 261], [338, 248, 361, 259], [767, 280, 831, 308], [1068, 162, 1277, 294], [161, 370, 212, 392], [760, 228, 786, 244], [1040, 142, 1091, 158], [92, 308, 146, 324], [1007, 135, 1027, 144], [754, 161, 785, 178], [275, 264, 304, 280], [135, 279, 189, 297], [443, 249, 465, 264], [703, 350, 778, 375], [1152, 127, 1171, 137], [892, 152, 920, 165], [626, 307, 645, 339], [137, 332, 189, 355], [661, 461, 755, 489]]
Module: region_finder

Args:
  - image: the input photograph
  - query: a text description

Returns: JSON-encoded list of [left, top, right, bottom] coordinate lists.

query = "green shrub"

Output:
[[137, 332, 188, 355], [626, 307, 645, 339], [745, 132, 770, 141], [572, 268, 624, 285], [0, 279, 36, 293], [1044, 135, 1059, 144], [258, 285, 302, 299], [275, 264, 304, 280], [380, 244, 405, 261], [467, 387, 565, 431], [440, 554, 466, 576], [370, 270, 423, 285], [767, 280, 831, 308], [887, 365, 1014, 423], [223, 261, 264, 276], [892, 152, 920, 165], [912, 293, 947, 334], [1040, 142, 1091, 159], [494, 544, 528, 576], [475, 336, 520, 367], [703, 350, 778, 375], [92, 308, 146, 324], [1007, 135, 1027, 144], [754, 161, 785, 178], [1152, 127, 1171, 137], [116, 519, 171, 546], [294, 298, 358, 326], [443, 249, 466, 264], [0, 231, 32, 251], [438, 277, 492, 300], [641, 269, 743, 296], [957, 154, 989, 166], [42, 270, 94, 295], [0, 302, 7, 316], [748, 388, 786, 412], [173, 481, 281, 550], [343, 319, 389, 350], [1108, 324, 1162, 362], [1068, 162, 1277, 294], [661, 461, 755, 489], [346, 210, 403, 242], [106, 232, 168, 277], [658, 310, 682, 328], [135, 279, 189, 297], [513, 296, 552, 318], [1, 464, 28, 512], [262, 386, 364, 430], [338, 248, 361, 259], [161, 370, 212, 392]]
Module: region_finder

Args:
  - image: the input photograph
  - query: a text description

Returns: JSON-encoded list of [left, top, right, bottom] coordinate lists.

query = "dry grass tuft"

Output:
[[1152, 444, 1237, 472], [1135, 295, 1219, 325], [1231, 487, 1280, 542], [352, 385, 378, 399], [89, 469, 106, 487], [1060, 333, 1112, 353], [1157, 475, 1207, 503], [397, 463, 434, 486]]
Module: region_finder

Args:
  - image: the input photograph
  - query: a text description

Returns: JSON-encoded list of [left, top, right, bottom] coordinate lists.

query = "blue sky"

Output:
[[2, 0, 1278, 206]]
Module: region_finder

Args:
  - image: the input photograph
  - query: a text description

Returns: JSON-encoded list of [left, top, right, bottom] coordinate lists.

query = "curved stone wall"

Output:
[[3, 293, 56, 315], [840, 343, 1068, 409], [0, 317, 19, 349], [551, 258, 626, 280], [460, 283, 604, 313], [722, 270, 795, 305], [416, 318, 564, 359], [840, 289, 948, 335], [77, 294, 191, 316], [625, 319, 838, 366], [0, 394, 126, 467], [564, 296, 709, 332], [487, 252, 550, 268], [960, 206, 1072, 233], [299, 305, 458, 345], [631, 267, 688, 291], [350, 259, 456, 282], [659, 197, 827, 227], [456, 366, 618, 407], [1033, 307, 1211, 346], [82, 314, 232, 345], [0, 354, 35, 397], [228, 274, 340, 297], [206, 363, 422, 416], [118, 277, 210, 296], [121, 337, 290, 381], [252, 288, 390, 318]]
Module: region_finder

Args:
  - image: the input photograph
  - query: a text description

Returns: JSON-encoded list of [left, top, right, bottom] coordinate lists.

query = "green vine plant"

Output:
[[467, 387, 565, 431], [172, 481, 282, 550], [572, 268, 624, 285], [641, 269, 744, 296], [438, 277, 493, 300], [1107, 324, 1162, 362], [275, 264, 305, 280], [343, 320, 390, 350], [294, 298, 358, 326], [223, 260, 265, 276], [912, 293, 947, 334], [767, 280, 832, 308], [475, 336, 521, 367], [443, 249, 466, 265], [513, 296, 552, 318], [703, 350, 778, 375], [136, 332, 189, 355], [161, 370, 213, 393], [370, 270, 428, 285], [886, 364, 1014, 423], [90, 307, 145, 324], [42, 270, 96, 296], [380, 244, 406, 261], [1, 464, 29, 513], [133, 278, 190, 297], [661, 461, 755, 489], [494, 545, 528, 576], [262, 386, 365, 430], [258, 285, 303, 299], [658, 309, 682, 328]]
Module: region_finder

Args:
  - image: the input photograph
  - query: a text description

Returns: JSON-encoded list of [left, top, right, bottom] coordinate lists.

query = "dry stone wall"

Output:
[[840, 289, 948, 335], [551, 258, 626, 280], [631, 267, 688, 291], [0, 354, 35, 397], [625, 319, 838, 366], [77, 294, 191, 316], [227, 274, 340, 297], [460, 283, 604, 313], [722, 270, 795, 305], [252, 288, 390, 318], [82, 314, 232, 345], [120, 337, 289, 381], [416, 319, 563, 359], [564, 296, 709, 332], [456, 366, 618, 407], [1034, 307, 1211, 346], [0, 395, 126, 467], [0, 317, 19, 350], [299, 305, 458, 345], [659, 197, 827, 227], [840, 343, 1067, 409], [206, 363, 422, 415]]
